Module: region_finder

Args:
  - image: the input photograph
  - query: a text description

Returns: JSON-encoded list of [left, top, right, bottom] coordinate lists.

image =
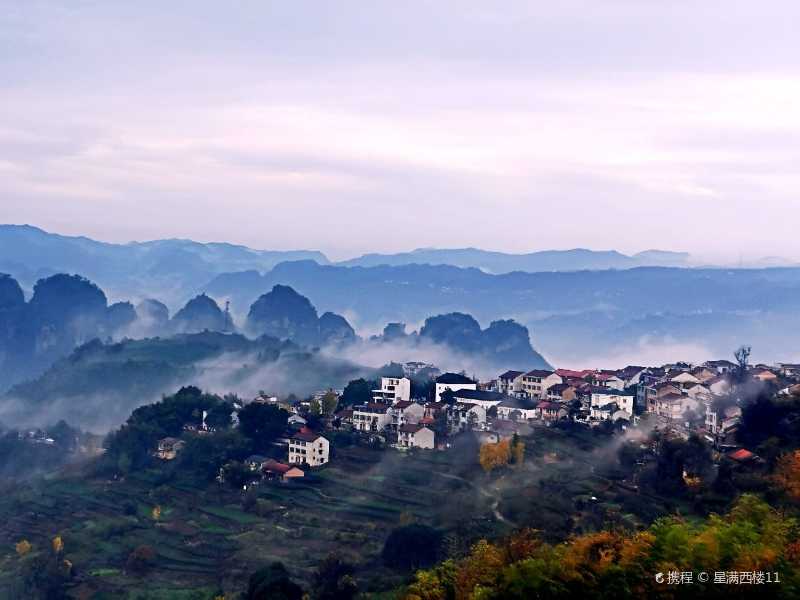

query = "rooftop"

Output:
[[450, 389, 506, 402], [436, 372, 476, 385], [292, 428, 323, 442]]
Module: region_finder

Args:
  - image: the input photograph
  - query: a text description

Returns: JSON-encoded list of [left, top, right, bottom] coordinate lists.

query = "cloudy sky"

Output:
[[2, 1, 799, 261]]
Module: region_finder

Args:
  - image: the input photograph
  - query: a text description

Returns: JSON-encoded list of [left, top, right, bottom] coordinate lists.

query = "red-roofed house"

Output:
[[288, 429, 330, 467], [262, 459, 305, 481]]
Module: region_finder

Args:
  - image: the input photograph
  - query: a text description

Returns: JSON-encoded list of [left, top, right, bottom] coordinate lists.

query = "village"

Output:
[[151, 349, 800, 487]]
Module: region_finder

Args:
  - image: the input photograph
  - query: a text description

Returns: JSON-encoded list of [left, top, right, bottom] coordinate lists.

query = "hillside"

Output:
[[1, 333, 366, 430]]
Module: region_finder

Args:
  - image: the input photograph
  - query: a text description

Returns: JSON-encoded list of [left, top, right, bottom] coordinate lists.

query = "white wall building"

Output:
[[520, 370, 563, 399], [389, 401, 424, 429], [590, 388, 634, 419], [398, 424, 435, 449], [435, 373, 477, 402], [353, 403, 392, 432], [373, 377, 411, 404], [288, 430, 330, 467], [497, 370, 525, 396]]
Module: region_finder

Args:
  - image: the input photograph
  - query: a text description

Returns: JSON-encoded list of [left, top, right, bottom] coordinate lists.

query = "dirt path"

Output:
[[436, 471, 516, 527]]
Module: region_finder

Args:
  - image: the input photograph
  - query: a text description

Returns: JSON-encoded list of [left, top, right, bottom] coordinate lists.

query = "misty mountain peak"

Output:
[[0, 274, 25, 310], [246, 284, 320, 346], [171, 293, 230, 333], [319, 311, 357, 346]]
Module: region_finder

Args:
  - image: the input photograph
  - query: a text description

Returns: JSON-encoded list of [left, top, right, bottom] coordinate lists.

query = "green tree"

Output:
[[238, 403, 289, 452], [312, 553, 358, 600], [321, 391, 339, 416], [383, 524, 443, 571], [340, 379, 374, 407], [246, 562, 303, 600]]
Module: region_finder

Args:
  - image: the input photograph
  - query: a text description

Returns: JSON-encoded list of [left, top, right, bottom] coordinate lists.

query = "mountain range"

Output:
[[338, 247, 691, 271], [0, 268, 548, 407], [1, 224, 699, 303], [4, 224, 800, 370]]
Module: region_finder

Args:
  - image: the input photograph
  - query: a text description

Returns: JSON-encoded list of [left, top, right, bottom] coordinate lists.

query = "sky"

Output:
[[2, 1, 800, 262]]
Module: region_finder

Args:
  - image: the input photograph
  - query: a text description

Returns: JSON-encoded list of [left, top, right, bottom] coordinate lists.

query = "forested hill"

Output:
[[1, 332, 366, 430]]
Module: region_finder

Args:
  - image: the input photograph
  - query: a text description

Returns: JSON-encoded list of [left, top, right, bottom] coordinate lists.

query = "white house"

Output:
[[353, 403, 392, 432], [373, 376, 411, 404], [654, 393, 699, 421], [435, 373, 477, 402], [590, 387, 634, 419], [594, 372, 626, 390], [288, 429, 330, 467], [703, 360, 737, 374], [448, 402, 486, 432], [389, 401, 425, 429], [617, 366, 646, 388], [519, 370, 563, 399], [670, 372, 701, 385], [450, 389, 506, 410], [398, 424, 435, 449], [497, 370, 525, 396], [496, 397, 539, 421]]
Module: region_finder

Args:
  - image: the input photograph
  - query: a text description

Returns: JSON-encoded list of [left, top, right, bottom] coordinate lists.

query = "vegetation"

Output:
[[402, 494, 800, 599], [383, 524, 443, 571]]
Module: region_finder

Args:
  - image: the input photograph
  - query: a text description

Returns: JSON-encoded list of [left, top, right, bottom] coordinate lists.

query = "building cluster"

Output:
[[155, 356, 797, 484]]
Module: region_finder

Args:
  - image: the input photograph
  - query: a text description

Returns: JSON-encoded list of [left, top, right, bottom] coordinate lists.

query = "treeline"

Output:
[[401, 494, 800, 599], [101, 386, 290, 479]]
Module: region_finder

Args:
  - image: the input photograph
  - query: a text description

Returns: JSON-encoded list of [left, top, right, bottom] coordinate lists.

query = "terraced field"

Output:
[[0, 426, 675, 598]]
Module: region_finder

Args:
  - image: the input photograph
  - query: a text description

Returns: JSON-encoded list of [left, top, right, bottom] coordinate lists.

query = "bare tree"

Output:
[[734, 345, 751, 382]]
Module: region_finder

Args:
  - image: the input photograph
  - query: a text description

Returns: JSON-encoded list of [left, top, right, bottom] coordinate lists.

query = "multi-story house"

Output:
[[497, 370, 525, 396], [590, 387, 634, 419], [353, 403, 392, 432], [435, 373, 477, 402], [288, 429, 330, 467], [397, 424, 435, 449], [389, 400, 425, 430], [519, 370, 563, 399], [372, 376, 411, 404]]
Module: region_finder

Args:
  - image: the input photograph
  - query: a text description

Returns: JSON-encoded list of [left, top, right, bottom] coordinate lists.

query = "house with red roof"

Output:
[[288, 428, 330, 467]]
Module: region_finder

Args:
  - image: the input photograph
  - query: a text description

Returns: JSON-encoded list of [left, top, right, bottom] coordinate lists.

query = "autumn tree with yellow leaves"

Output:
[[403, 494, 800, 600], [479, 440, 511, 473], [15, 539, 32, 557]]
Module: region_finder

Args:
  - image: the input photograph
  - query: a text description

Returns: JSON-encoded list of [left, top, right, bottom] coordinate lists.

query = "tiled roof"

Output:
[[262, 459, 291, 474], [292, 428, 322, 442], [499, 370, 524, 380], [399, 423, 427, 434], [436, 372, 475, 385], [451, 389, 505, 402], [524, 369, 555, 378]]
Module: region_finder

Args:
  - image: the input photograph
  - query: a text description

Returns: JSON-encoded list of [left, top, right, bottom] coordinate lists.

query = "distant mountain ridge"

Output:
[[1, 225, 696, 304], [0, 224, 328, 301], [205, 260, 800, 364], [338, 247, 692, 272]]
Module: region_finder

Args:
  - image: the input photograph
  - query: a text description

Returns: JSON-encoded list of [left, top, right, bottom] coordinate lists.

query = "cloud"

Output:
[[549, 336, 716, 371], [2, 2, 800, 261]]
